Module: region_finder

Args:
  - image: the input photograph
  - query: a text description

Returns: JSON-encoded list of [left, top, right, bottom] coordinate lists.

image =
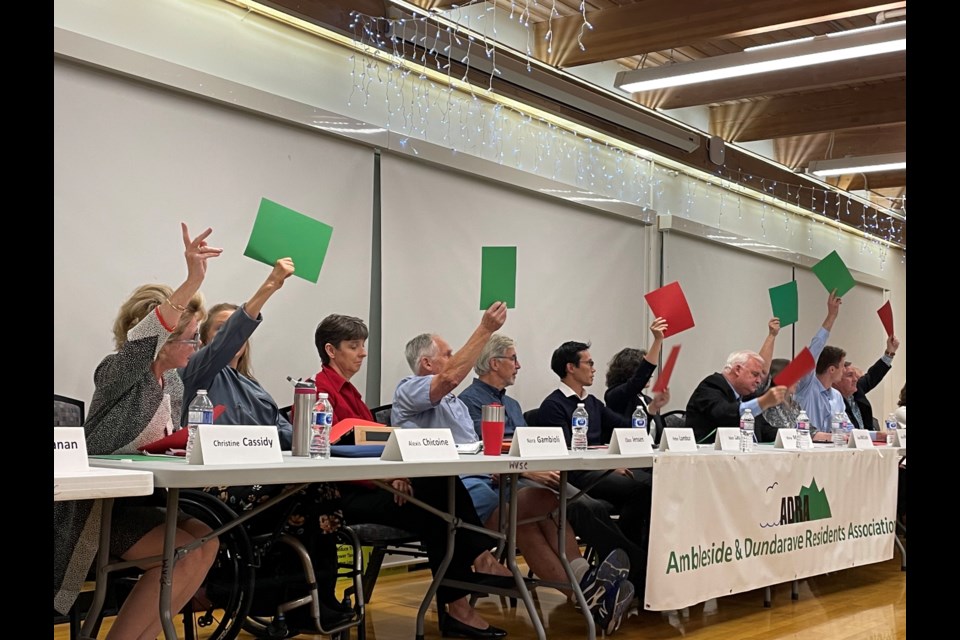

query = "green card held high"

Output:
[[768, 280, 799, 326], [480, 246, 517, 309], [811, 250, 856, 298], [244, 198, 333, 284]]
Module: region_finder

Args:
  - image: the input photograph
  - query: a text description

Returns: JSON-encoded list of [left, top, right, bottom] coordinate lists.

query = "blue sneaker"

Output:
[[579, 549, 631, 613], [593, 578, 635, 635]]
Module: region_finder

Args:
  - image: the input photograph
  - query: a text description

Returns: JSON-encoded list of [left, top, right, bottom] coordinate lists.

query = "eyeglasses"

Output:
[[579, 360, 595, 368], [169, 333, 201, 348], [493, 355, 520, 363]]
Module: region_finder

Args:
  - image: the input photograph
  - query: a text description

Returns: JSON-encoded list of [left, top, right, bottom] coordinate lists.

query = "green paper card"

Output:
[[480, 246, 517, 309], [768, 281, 799, 326], [811, 250, 856, 297], [243, 198, 333, 284]]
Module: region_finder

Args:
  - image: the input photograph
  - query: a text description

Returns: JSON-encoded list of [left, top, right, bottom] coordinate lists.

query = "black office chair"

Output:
[[54, 393, 85, 427], [369, 404, 392, 426], [522, 408, 540, 426]]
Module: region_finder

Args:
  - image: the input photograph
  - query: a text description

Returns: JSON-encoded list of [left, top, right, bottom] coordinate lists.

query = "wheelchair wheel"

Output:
[[178, 489, 256, 640]]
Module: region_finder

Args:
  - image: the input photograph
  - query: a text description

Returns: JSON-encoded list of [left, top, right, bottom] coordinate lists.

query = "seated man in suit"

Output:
[[684, 317, 787, 444], [833, 334, 900, 430], [460, 334, 650, 602]]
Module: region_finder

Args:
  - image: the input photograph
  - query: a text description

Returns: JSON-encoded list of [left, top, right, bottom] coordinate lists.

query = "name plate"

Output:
[[381, 428, 459, 462], [774, 428, 799, 450], [608, 429, 653, 455], [54, 427, 89, 472], [847, 429, 874, 449], [508, 427, 569, 457], [888, 428, 906, 448], [189, 425, 283, 465], [659, 428, 698, 452], [714, 428, 741, 451]]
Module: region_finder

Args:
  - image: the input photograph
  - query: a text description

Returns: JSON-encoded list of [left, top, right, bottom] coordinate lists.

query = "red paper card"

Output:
[[773, 347, 815, 388], [333, 417, 384, 444], [138, 405, 230, 453], [877, 301, 894, 336], [652, 344, 681, 393], [644, 281, 695, 338]]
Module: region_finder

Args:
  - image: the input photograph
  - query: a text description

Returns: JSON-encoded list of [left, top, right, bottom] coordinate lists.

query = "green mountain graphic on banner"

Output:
[[799, 478, 831, 521]]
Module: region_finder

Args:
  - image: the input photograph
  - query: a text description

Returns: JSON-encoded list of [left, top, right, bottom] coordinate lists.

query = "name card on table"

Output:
[[774, 428, 799, 449], [381, 428, 459, 462], [508, 427, 568, 457], [188, 425, 283, 465], [608, 429, 653, 455], [714, 428, 741, 451], [847, 429, 874, 449], [659, 428, 698, 452], [54, 427, 89, 472], [887, 429, 906, 448]]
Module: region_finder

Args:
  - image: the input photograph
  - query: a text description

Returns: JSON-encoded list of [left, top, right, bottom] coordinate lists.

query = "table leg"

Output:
[[80, 498, 113, 638], [415, 476, 456, 640], [503, 473, 546, 640], [159, 488, 180, 639], [556, 471, 596, 640]]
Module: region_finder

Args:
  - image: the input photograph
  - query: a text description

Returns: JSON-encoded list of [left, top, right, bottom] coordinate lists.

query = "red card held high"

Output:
[[877, 301, 894, 337], [773, 348, 815, 388], [652, 344, 681, 393], [643, 281, 695, 338]]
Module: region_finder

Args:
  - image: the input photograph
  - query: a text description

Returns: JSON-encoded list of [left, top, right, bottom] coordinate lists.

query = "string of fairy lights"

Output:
[[344, 1, 904, 264]]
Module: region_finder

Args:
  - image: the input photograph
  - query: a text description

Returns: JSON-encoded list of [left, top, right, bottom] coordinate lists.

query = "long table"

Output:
[[54, 467, 154, 502], [89, 450, 656, 640]]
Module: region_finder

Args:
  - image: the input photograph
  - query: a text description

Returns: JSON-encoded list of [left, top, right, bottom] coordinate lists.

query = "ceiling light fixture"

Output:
[[614, 21, 905, 93], [807, 153, 906, 177]]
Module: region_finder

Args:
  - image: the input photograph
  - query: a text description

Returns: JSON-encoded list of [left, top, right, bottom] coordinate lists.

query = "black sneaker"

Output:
[[579, 549, 630, 613], [593, 578, 635, 635]]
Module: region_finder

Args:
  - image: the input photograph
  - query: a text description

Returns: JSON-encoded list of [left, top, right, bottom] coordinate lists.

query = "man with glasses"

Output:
[[462, 335, 651, 619]]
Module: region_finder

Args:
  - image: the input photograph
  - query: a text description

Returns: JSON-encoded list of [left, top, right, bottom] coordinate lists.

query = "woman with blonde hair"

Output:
[[54, 223, 222, 640]]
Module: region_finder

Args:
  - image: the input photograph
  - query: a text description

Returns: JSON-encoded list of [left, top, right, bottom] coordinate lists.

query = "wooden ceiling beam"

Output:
[[774, 124, 906, 171], [711, 79, 905, 141], [636, 52, 905, 110], [405, 0, 466, 9], [828, 170, 906, 191], [535, 0, 906, 67]]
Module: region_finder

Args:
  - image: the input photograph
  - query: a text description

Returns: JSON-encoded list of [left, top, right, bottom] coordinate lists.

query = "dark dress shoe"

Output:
[[439, 612, 508, 639]]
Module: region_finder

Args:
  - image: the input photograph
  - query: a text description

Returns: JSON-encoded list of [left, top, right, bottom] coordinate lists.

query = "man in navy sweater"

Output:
[[537, 341, 655, 554]]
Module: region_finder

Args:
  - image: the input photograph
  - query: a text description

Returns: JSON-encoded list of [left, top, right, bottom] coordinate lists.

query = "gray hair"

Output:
[[475, 334, 515, 376], [723, 350, 764, 372], [405, 333, 439, 373]]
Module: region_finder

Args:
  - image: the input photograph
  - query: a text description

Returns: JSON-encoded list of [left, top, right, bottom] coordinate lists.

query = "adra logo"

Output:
[[766, 477, 832, 527]]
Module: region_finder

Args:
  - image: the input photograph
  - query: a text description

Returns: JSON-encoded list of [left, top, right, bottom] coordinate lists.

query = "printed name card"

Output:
[[54, 427, 89, 472], [188, 425, 283, 465], [847, 429, 874, 449], [714, 428, 741, 451], [659, 428, 698, 452], [381, 428, 460, 462], [774, 428, 799, 449], [888, 429, 906, 448], [508, 427, 569, 457], [608, 429, 653, 455]]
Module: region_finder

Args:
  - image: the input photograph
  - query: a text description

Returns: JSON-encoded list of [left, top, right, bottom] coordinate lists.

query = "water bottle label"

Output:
[[573, 417, 587, 427], [188, 409, 214, 425], [632, 417, 647, 430], [313, 411, 333, 426]]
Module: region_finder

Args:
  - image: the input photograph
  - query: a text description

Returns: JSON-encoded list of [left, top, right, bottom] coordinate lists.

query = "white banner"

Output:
[[644, 448, 900, 610]]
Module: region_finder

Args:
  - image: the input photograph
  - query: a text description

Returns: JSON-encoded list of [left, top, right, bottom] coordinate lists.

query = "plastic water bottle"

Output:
[[884, 412, 898, 446], [631, 403, 648, 432], [739, 408, 755, 452], [831, 411, 847, 446], [310, 392, 332, 459], [186, 389, 214, 459], [571, 403, 589, 452], [795, 409, 812, 450]]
